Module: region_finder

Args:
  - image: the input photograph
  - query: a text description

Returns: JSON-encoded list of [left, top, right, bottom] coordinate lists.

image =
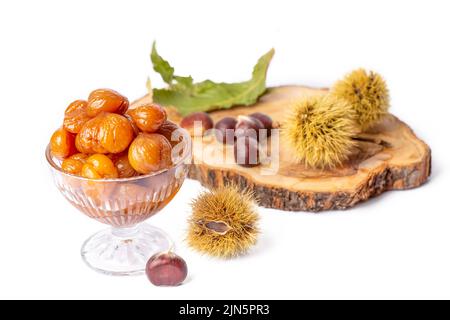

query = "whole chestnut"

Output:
[[127, 104, 167, 133], [235, 115, 264, 141], [234, 136, 260, 167], [249, 112, 273, 136], [63, 100, 90, 134], [146, 252, 188, 286], [81, 154, 119, 179], [50, 127, 77, 160], [109, 153, 138, 178], [180, 112, 214, 137], [75, 113, 134, 154], [128, 133, 172, 174], [214, 117, 237, 144], [86, 88, 129, 117], [61, 153, 87, 175]]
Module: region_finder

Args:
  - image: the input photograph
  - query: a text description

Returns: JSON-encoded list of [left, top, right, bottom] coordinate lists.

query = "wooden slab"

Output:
[[133, 86, 431, 212]]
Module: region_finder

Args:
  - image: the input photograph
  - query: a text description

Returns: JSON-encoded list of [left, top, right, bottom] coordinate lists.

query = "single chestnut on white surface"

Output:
[[145, 251, 188, 286]]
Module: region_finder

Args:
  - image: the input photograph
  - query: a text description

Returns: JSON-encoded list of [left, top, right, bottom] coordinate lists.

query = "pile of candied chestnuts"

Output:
[[50, 88, 182, 178], [180, 111, 273, 168]]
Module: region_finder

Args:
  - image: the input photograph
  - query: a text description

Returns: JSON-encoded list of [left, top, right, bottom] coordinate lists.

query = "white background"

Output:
[[0, 0, 449, 299]]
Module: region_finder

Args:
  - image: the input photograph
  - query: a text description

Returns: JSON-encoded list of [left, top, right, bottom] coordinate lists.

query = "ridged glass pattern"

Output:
[[51, 165, 187, 227]]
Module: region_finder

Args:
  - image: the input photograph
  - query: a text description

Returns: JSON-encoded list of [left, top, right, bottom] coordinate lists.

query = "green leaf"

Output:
[[150, 43, 274, 116], [173, 75, 194, 92], [150, 41, 174, 84]]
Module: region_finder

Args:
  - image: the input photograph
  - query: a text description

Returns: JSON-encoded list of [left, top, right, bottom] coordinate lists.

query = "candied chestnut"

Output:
[[157, 120, 183, 147], [81, 163, 102, 179], [86, 89, 129, 117], [127, 104, 167, 133], [97, 113, 134, 153], [81, 154, 118, 179], [50, 127, 77, 160], [63, 100, 91, 134], [128, 133, 172, 174], [249, 112, 273, 136], [76, 113, 134, 154], [215, 117, 237, 144], [75, 116, 105, 154], [235, 115, 263, 141], [180, 112, 214, 137], [61, 153, 87, 175], [234, 136, 260, 167], [110, 153, 138, 178]]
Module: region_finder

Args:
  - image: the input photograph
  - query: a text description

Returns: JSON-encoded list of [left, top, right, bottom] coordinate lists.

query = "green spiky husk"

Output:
[[283, 95, 357, 169], [332, 68, 390, 131], [187, 185, 259, 258]]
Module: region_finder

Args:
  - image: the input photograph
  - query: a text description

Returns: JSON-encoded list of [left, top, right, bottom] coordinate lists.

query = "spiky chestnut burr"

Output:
[[282, 95, 357, 169], [332, 68, 390, 131], [187, 185, 259, 258]]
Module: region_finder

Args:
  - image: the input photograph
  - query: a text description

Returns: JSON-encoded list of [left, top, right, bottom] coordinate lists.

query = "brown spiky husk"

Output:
[[187, 185, 259, 258], [283, 95, 357, 169], [332, 68, 390, 131]]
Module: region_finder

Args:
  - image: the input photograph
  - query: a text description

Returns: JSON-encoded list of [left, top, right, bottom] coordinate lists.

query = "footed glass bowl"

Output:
[[46, 130, 191, 276]]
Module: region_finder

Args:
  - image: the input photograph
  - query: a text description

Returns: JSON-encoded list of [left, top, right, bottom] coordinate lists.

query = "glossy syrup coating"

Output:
[[50, 127, 77, 160], [61, 153, 88, 175], [75, 115, 105, 154], [81, 154, 118, 179], [63, 100, 91, 134], [81, 163, 102, 179], [128, 133, 173, 174], [109, 153, 138, 178], [97, 113, 134, 153], [86, 89, 129, 117], [127, 104, 167, 133], [76, 113, 134, 154]]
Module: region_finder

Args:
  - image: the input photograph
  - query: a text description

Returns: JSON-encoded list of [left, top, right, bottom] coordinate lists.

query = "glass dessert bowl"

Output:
[[45, 129, 191, 276]]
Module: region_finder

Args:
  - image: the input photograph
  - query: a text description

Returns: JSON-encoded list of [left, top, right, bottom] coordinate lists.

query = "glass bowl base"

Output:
[[81, 223, 172, 276]]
